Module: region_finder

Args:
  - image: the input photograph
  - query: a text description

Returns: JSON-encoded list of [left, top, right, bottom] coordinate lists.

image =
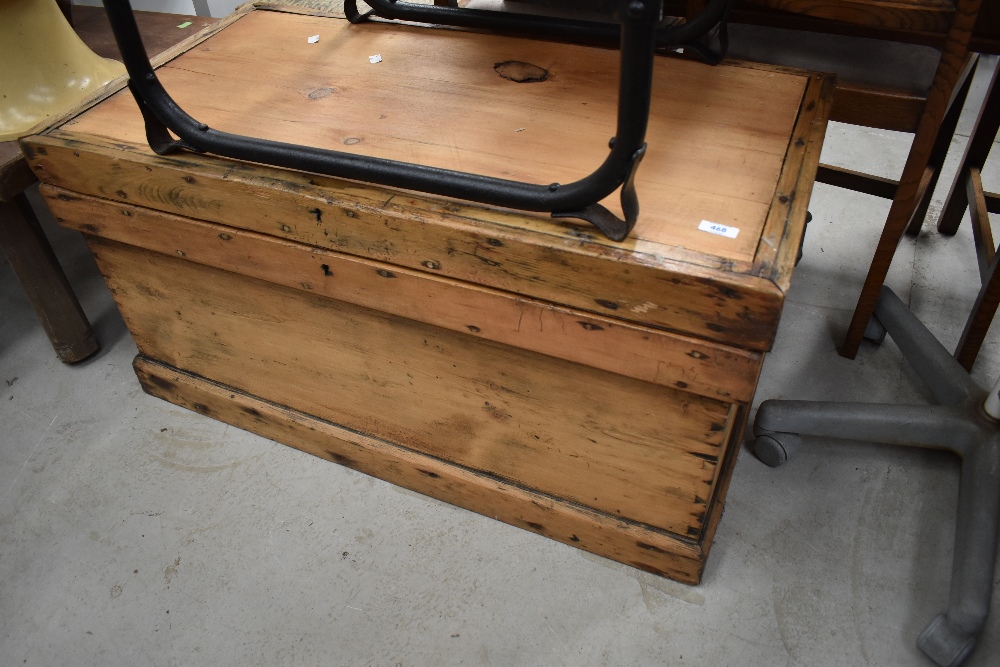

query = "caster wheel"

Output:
[[751, 432, 801, 467], [917, 613, 977, 667], [864, 314, 886, 344]]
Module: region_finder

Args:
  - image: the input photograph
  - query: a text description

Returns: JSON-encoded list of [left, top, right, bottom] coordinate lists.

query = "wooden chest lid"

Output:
[[25, 6, 831, 351]]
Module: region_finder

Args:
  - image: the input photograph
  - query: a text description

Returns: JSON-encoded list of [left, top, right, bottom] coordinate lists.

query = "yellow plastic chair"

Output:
[[1, 0, 124, 363], [0, 0, 125, 141]]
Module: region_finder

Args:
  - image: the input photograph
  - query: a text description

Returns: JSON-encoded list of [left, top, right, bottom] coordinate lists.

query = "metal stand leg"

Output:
[[918, 440, 1000, 667], [873, 287, 978, 405], [751, 287, 1000, 667]]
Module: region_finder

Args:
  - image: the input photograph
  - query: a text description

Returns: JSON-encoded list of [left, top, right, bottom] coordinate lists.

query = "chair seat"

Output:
[[0, 0, 124, 142]]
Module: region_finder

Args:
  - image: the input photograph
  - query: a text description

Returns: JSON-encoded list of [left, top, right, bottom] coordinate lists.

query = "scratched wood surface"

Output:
[[21, 6, 831, 581], [44, 186, 764, 403], [60, 10, 808, 264], [25, 69, 830, 351], [27, 132, 787, 349], [134, 355, 716, 583], [90, 236, 735, 538]]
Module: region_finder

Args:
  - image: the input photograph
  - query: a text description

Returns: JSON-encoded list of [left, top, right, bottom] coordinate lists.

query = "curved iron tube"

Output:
[[347, 0, 731, 49], [102, 0, 730, 241]]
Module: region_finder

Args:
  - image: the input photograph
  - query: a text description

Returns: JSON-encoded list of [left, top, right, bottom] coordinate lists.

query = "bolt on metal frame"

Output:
[[102, 0, 732, 241]]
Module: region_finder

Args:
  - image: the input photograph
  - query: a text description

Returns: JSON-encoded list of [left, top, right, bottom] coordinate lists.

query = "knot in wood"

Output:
[[494, 61, 549, 84]]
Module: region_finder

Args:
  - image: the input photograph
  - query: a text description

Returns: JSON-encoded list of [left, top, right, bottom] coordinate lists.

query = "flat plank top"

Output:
[[62, 10, 810, 263]]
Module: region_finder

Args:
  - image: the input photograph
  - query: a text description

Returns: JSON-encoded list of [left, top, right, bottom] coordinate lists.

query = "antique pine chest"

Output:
[[22, 4, 831, 584]]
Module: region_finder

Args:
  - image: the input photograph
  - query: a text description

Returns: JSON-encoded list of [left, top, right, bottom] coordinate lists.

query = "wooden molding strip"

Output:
[[752, 71, 834, 292], [134, 355, 710, 584], [43, 184, 762, 403], [816, 164, 899, 199]]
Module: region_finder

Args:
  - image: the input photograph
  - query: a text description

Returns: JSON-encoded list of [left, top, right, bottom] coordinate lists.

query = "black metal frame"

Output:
[[102, 0, 730, 241]]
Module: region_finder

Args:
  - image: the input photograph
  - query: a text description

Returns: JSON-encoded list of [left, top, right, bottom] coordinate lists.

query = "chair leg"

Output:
[[936, 64, 1000, 371], [754, 400, 1000, 667], [938, 63, 1000, 236], [754, 291, 999, 666], [754, 286, 980, 461], [917, 439, 1000, 667], [905, 55, 978, 237], [955, 248, 1000, 371], [841, 0, 980, 360], [843, 172, 942, 360], [0, 193, 98, 363]]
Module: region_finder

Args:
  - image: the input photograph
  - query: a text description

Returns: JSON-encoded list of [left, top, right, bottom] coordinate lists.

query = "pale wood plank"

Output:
[[91, 237, 735, 537], [61, 12, 809, 262], [753, 71, 834, 291], [27, 134, 787, 350], [44, 185, 763, 402], [134, 356, 710, 583]]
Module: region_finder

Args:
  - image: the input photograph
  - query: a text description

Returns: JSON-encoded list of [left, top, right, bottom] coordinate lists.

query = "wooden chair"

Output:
[[677, 0, 983, 358], [935, 60, 1000, 371]]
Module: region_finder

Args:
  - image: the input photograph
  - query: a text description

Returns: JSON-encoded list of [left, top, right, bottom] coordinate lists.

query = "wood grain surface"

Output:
[[134, 355, 713, 583], [71, 6, 219, 61], [25, 8, 833, 351], [26, 131, 788, 349], [16, 5, 836, 581], [44, 186, 763, 402], [90, 237, 736, 538], [60, 11, 808, 264]]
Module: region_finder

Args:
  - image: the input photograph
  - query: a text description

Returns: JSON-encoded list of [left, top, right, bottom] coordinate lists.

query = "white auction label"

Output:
[[698, 220, 739, 238]]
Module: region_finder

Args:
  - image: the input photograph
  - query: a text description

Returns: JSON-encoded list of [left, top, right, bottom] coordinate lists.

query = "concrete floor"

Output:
[[3, 53, 1000, 666]]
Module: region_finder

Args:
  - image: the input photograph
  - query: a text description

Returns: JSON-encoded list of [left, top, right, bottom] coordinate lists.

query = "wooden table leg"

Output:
[[904, 55, 978, 237], [0, 192, 98, 363], [938, 63, 1000, 236], [957, 230, 1000, 371], [840, 0, 979, 359]]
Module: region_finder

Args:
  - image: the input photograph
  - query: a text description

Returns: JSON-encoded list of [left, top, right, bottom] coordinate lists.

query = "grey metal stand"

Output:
[[752, 287, 1000, 667]]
